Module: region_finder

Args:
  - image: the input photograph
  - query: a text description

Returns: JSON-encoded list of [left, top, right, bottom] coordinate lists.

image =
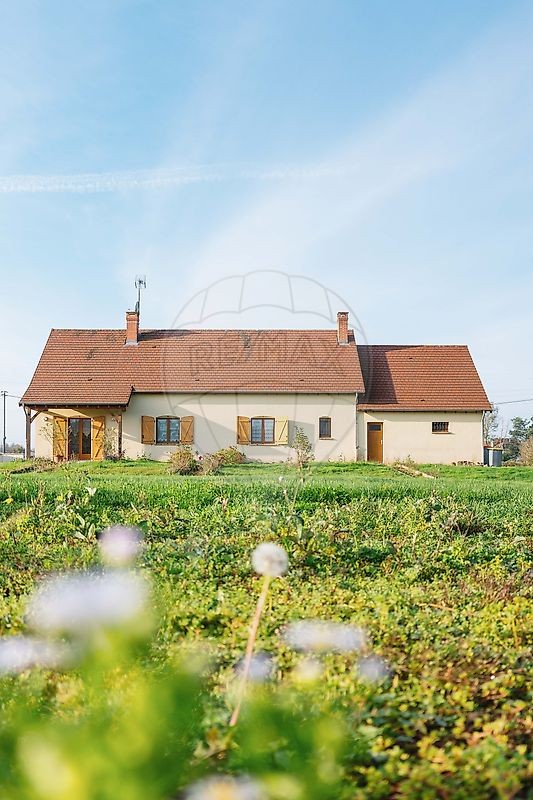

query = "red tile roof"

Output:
[[21, 328, 365, 406], [357, 345, 491, 411]]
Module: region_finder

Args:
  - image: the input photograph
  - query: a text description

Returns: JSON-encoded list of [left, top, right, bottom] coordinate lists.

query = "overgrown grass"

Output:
[[0, 461, 531, 797]]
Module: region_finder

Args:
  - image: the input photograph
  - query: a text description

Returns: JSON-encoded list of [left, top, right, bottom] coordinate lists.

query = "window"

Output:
[[156, 417, 180, 444], [250, 417, 275, 444], [319, 416, 331, 439], [432, 421, 449, 434]]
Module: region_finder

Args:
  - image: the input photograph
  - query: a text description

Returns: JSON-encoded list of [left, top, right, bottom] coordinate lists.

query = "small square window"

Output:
[[319, 417, 331, 438], [432, 421, 449, 433]]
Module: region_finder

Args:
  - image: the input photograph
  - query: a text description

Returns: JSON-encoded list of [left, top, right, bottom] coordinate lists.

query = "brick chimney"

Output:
[[337, 311, 349, 345], [125, 310, 139, 345]]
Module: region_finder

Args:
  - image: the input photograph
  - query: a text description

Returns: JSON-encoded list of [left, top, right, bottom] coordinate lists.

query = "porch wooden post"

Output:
[[24, 406, 32, 459], [118, 413, 123, 458]]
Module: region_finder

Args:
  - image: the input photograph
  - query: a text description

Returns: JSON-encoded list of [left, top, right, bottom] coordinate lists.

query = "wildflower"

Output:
[[26, 571, 149, 635], [234, 651, 275, 683], [184, 775, 264, 800], [283, 620, 366, 653], [0, 636, 72, 675], [251, 542, 288, 577], [356, 655, 390, 683], [230, 543, 288, 727], [86, 486, 97, 497], [293, 655, 323, 683], [98, 525, 142, 567]]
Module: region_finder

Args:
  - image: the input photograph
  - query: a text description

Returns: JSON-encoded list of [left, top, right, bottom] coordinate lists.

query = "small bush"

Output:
[[168, 446, 198, 475], [292, 426, 314, 468], [197, 453, 221, 475], [214, 446, 246, 465]]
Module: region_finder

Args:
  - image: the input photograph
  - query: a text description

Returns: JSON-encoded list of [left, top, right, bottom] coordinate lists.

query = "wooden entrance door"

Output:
[[68, 418, 92, 460], [367, 422, 383, 462]]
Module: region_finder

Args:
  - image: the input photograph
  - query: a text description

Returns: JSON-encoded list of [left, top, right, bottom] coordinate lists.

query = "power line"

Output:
[[494, 398, 533, 406]]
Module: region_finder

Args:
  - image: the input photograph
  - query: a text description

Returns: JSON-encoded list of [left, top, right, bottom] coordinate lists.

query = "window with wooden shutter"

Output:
[[237, 416, 250, 444], [141, 415, 155, 444], [52, 416, 67, 461], [92, 416, 105, 460], [275, 417, 289, 444], [251, 417, 275, 444], [181, 416, 194, 444]]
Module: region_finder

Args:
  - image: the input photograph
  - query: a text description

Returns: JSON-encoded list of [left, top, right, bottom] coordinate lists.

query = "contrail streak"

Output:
[[0, 163, 358, 194]]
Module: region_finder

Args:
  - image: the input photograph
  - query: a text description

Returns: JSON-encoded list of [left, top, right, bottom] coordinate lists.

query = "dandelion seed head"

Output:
[[235, 651, 275, 683], [26, 571, 149, 635], [251, 542, 288, 577], [98, 525, 142, 567], [357, 655, 390, 684], [0, 636, 72, 674], [184, 775, 264, 800], [284, 620, 366, 653]]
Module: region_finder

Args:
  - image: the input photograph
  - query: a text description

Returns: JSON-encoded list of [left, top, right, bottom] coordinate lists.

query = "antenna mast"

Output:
[[135, 275, 147, 315]]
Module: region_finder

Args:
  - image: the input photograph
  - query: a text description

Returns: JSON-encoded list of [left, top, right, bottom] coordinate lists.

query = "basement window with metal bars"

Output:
[[432, 421, 449, 434], [319, 417, 332, 439]]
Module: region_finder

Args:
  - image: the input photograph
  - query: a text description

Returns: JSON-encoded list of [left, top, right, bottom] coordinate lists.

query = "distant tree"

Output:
[[519, 437, 533, 466], [505, 416, 533, 461], [483, 406, 500, 444], [6, 443, 24, 454]]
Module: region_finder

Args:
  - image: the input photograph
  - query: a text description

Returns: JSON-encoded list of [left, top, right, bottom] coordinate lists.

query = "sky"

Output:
[[1, 0, 533, 444]]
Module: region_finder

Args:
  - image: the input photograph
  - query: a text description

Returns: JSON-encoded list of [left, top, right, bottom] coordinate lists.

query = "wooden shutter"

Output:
[[92, 416, 105, 460], [141, 415, 155, 444], [52, 417, 67, 461], [180, 416, 194, 444], [275, 417, 289, 445], [237, 416, 250, 444]]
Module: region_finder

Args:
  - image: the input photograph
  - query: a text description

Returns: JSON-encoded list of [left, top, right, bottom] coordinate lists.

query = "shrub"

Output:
[[168, 446, 198, 475], [197, 453, 221, 475], [519, 437, 533, 465], [292, 426, 314, 468], [214, 446, 246, 465]]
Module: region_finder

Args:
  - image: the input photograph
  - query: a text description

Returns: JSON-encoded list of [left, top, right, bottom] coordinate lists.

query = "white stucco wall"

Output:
[[356, 410, 484, 464], [123, 392, 357, 462]]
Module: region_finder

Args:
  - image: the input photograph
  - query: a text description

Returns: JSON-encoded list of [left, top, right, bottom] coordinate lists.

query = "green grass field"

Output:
[[0, 460, 531, 798]]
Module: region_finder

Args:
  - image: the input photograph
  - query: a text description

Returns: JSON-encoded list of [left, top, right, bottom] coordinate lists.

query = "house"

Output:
[[21, 309, 491, 464]]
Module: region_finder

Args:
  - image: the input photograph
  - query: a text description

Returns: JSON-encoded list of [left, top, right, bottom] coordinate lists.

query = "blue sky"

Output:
[[1, 0, 533, 443]]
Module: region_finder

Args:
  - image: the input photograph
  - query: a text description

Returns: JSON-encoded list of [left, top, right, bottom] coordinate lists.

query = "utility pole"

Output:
[[1, 390, 6, 455]]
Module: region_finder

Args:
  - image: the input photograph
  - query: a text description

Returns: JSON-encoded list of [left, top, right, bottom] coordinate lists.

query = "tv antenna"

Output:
[[135, 275, 147, 314]]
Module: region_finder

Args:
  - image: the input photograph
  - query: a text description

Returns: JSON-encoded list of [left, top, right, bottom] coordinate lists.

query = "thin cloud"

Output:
[[0, 163, 359, 193]]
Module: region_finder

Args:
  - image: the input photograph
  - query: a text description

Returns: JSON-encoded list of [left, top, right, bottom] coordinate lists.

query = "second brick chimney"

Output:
[[125, 310, 139, 345], [337, 311, 349, 345]]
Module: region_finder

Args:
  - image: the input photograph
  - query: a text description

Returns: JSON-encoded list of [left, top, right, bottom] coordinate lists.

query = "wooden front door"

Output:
[[367, 422, 383, 462], [68, 418, 92, 460]]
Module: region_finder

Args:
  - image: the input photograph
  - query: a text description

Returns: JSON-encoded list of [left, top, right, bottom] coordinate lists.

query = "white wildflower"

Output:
[[184, 775, 264, 800], [98, 525, 142, 567], [292, 655, 323, 683], [357, 655, 390, 683], [283, 620, 366, 653], [26, 571, 149, 635], [251, 543, 288, 577], [235, 651, 275, 683], [86, 486, 97, 497], [0, 636, 72, 675]]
